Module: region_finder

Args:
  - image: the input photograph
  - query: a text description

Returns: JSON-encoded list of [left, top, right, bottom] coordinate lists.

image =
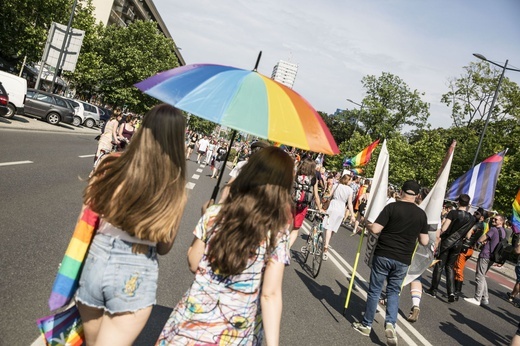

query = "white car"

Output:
[[66, 99, 100, 128], [78, 101, 100, 128], [0, 70, 27, 119], [66, 99, 86, 127]]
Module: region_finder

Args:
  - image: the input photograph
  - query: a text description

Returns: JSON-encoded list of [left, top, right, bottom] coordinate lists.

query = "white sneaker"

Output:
[[464, 297, 481, 306], [385, 323, 398, 346]]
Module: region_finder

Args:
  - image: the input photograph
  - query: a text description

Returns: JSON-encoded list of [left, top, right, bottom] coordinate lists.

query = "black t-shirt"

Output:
[[374, 201, 429, 265], [441, 209, 475, 243]]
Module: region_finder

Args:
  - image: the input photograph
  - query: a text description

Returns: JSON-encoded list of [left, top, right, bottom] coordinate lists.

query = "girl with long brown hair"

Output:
[[157, 146, 294, 346], [76, 104, 187, 345]]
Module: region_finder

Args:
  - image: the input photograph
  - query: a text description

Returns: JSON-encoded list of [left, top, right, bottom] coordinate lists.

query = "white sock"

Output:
[[411, 289, 422, 307]]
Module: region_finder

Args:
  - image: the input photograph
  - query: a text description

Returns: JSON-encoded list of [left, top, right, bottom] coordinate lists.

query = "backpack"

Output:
[[293, 175, 315, 208], [490, 227, 510, 265]]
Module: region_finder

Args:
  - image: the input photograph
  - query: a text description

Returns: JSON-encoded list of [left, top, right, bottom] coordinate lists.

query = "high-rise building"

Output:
[[271, 60, 298, 88], [90, 0, 184, 65]]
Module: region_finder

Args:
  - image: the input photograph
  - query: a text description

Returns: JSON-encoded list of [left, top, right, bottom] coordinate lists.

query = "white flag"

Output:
[[402, 140, 456, 286], [365, 139, 389, 223], [364, 139, 389, 267]]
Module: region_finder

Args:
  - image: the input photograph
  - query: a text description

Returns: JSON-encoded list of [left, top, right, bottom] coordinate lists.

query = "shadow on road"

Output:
[[135, 304, 173, 345], [447, 307, 512, 345]]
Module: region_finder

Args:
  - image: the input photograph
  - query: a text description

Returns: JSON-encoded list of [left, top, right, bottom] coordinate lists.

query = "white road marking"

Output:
[[79, 154, 95, 158], [0, 160, 33, 167], [185, 182, 195, 189], [192, 174, 200, 180], [301, 222, 432, 346], [196, 168, 203, 173]]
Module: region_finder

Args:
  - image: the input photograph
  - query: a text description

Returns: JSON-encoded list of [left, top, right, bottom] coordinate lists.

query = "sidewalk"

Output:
[[0, 113, 100, 135]]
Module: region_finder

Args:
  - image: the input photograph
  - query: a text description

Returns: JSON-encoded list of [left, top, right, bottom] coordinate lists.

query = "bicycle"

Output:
[[301, 209, 327, 278]]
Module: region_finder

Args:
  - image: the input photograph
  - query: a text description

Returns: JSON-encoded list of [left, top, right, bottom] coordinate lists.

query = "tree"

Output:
[[318, 110, 356, 146], [0, 0, 71, 68], [96, 20, 180, 113], [187, 115, 217, 135], [441, 61, 520, 128], [359, 72, 430, 138], [63, 0, 104, 99]]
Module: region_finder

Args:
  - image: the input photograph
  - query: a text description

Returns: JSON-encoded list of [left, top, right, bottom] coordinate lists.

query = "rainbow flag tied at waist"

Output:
[[48, 207, 99, 311], [512, 189, 520, 234], [37, 305, 84, 346], [343, 139, 380, 167]]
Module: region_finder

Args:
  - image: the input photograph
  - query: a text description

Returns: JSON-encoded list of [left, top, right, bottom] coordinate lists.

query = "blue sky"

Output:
[[154, 0, 520, 129]]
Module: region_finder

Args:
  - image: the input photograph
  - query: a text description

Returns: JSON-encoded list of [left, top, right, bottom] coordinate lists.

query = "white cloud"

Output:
[[155, 0, 520, 129]]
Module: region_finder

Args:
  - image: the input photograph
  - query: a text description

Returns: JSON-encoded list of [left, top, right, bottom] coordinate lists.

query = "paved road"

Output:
[[1, 117, 518, 346]]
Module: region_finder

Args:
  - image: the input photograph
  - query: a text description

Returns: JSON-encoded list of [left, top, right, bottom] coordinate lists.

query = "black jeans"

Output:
[[431, 240, 463, 295]]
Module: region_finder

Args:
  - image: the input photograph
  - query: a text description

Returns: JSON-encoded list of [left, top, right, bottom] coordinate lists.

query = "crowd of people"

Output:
[[76, 105, 519, 345]]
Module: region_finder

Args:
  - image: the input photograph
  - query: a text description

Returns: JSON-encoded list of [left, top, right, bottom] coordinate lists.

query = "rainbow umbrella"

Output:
[[134, 53, 339, 155]]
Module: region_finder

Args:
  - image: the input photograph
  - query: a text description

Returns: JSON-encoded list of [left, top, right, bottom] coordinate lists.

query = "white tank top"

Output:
[[98, 219, 157, 246]]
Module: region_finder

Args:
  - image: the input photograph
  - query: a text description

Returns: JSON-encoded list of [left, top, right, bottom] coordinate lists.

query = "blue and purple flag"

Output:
[[445, 150, 506, 210]]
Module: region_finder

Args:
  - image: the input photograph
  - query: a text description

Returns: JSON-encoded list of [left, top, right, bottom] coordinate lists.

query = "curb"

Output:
[[0, 114, 101, 135]]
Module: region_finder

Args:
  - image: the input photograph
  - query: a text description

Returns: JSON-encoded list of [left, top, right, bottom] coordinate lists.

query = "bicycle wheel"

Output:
[[302, 231, 313, 262], [312, 233, 324, 278]]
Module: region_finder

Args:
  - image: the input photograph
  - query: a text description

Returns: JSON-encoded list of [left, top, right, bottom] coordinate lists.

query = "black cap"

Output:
[[402, 180, 421, 196]]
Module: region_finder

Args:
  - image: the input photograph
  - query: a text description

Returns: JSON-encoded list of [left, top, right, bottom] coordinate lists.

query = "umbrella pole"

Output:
[[211, 130, 237, 201]]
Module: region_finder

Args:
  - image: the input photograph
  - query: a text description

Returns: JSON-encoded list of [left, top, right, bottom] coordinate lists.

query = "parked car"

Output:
[[78, 101, 100, 128], [0, 70, 27, 119], [24, 89, 74, 125], [0, 82, 9, 117], [65, 99, 85, 127], [98, 107, 112, 131]]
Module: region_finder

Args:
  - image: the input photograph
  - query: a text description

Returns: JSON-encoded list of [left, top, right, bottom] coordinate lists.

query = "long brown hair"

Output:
[[297, 157, 315, 176], [85, 104, 187, 243], [207, 146, 294, 275]]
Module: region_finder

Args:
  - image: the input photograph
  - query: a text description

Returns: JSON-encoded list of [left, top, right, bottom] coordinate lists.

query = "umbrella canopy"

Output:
[[135, 63, 339, 155]]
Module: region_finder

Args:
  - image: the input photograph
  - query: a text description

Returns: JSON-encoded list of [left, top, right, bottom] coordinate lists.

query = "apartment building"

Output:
[[90, 0, 184, 65], [271, 60, 298, 88]]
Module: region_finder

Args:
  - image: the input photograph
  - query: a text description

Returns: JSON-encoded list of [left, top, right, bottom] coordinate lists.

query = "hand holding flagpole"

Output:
[[343, 140, 388, 313]]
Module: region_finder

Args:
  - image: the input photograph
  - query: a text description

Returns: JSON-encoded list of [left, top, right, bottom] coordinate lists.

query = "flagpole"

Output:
[[343, 226, 366, 314]]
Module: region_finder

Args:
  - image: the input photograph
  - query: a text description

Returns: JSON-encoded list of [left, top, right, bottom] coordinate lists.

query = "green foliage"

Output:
[[0, 0, 71, 67], [95, 20, 179, 113], [63, 0, 104, 98], [319, 110, 357, 145], [187, 115, 218, 135], [441, 61, 520, 127], [360, 72, 430, 138]]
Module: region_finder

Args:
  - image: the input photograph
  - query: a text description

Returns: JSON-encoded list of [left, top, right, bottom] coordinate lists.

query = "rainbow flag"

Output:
[[445, 150, 506, 210], [512, 189, 520, 234], [48, 208, 99, 311], [37, 305, 84, 345], [343, 139, 380, 167], [350, 168, 364, 175], [483, 221, 490, 235]]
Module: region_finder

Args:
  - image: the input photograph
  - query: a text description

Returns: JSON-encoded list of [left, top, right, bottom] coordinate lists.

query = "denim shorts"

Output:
[[76, 233, 159, 314]]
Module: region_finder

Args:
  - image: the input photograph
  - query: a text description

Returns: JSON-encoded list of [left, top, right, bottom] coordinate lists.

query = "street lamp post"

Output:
[[346, 98, 363, 152], [471, 54, 520, 167]]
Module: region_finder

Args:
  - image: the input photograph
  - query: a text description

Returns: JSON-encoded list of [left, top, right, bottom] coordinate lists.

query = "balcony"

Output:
[[109, 9, 127, 27], [123, 7, 135, 20], [130, 0, 151, 21]]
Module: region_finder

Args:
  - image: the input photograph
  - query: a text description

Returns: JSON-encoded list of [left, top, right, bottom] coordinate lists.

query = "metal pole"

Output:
[[347, 100, 363, 152], [19, 56, 27, 77], [50, 0, 78, 92], [36, 22, 56, 90], [471, 59, 508, 168]]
